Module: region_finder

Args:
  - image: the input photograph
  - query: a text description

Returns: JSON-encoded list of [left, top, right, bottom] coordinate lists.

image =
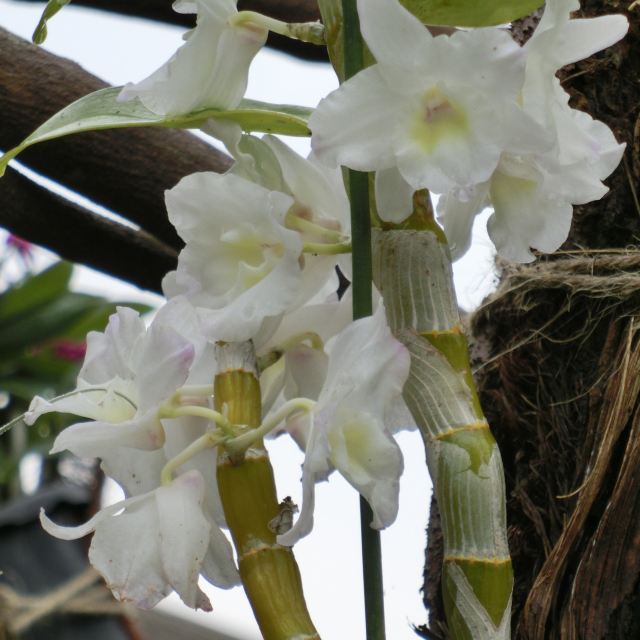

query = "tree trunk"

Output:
[[420, 2, 640, 638]]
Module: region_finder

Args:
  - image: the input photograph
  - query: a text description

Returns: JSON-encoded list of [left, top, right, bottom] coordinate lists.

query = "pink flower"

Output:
[[52, 339, 87, 363]]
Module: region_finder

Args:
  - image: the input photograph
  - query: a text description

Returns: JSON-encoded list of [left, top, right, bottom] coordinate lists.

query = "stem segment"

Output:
[[214, 342, 319, 640], [372, 192, 513, 639]]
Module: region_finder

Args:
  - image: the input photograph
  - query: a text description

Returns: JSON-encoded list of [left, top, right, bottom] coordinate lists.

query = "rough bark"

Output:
[[420, 3, 640, 639], [0, 166, 176, 292]]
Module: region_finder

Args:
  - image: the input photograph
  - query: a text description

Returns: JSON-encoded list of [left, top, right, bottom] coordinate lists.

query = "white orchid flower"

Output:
[[438, 152, 576, 263], [522, 0, 628, 129], [256, 134, 353, 301], [204, 122, 353, 279], [278, 304, 410, 546], [438, 0, 627, 263], [151, 297, 229, 530], [259, 283, 354, 447], [162, 130, 354, 344], [310, 0, 550, 202], [25, 308, 195, 492], [40, 470, 238, 610], [118, 0, 267, 115], [521, 0, 627, 187], [31, 303, 240, 595], [162, 171, 306, 343]]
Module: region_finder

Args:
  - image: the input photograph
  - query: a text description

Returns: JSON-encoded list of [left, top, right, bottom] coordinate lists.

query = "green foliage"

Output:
[[401, 0, 544, 27], [32, 0, 72, 44], [0, 88, 313, 176]]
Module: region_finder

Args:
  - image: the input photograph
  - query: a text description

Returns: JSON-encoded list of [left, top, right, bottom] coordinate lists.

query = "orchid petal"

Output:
[[220, 131, 285, 192], [262, 283, 352, 352], [88, 496, 171, 609], [202, 23, 267, 110], [119, 0, 266, 115], [437, 183, 490, 261], [322, 305, 410, 401], [50, 410, 165, 457], [263, 135, 350, 233], [310, 66, 402, 171], [155, 471, 213, 610], [564, 107, 626, 179], [102, 448, 166, 497], [438, 28, 524, 98], [25, 383, 136, 425], [80, 307, 144, 384], [553, 16, 628, 67], [201, 524, 241, 589], [132, 323, 195, 413], [488, 162, 573, 262], [163, 416, 226, 526], [356, 0, 431, 70], [39, 493, 147, 541], [327, 410, 403, 528], [283, 345, 328, 402], [375, 167, 415, 224], [277, 422, 329, 546]]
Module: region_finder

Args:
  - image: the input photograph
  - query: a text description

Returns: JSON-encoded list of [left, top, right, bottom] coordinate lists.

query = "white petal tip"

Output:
[[116, 85, 135, 104]]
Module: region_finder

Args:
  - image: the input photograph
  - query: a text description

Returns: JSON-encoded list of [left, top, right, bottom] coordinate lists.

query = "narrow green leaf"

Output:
[[401, 0, 544, 27], [0, 87, 313, 176], [32, 0, 71, 45], [0, 262, 73, 324]]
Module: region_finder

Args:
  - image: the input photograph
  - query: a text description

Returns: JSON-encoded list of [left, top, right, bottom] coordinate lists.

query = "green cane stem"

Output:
[[341, 2, 385, 639], [214, 342, 320, 640], [373, 192, 513, 639]]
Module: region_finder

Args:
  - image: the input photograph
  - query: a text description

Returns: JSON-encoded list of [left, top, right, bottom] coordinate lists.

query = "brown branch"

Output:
[[0, 167, 177, 292], [0, 27, 233, 251], [14, 0, 328, 61]]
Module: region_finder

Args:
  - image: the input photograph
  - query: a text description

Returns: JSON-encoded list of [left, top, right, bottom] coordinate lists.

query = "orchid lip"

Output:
[[411, 87, 469, 153]]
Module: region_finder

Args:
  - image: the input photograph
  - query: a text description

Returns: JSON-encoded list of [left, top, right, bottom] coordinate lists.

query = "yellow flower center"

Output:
[[411, 87, 469, 152]]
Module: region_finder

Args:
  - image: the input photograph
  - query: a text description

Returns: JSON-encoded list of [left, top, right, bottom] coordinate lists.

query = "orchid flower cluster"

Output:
[[22, 0, 626, 621], [313, 0, 627, 262]]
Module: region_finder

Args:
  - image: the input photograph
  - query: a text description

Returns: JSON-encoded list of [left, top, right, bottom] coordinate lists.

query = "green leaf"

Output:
[[33, 0, 72, 45], [0, 87, 313, 176], [401, 0, 544, 27], [0, 292, 104, 357], [0, 262, 73, 325]]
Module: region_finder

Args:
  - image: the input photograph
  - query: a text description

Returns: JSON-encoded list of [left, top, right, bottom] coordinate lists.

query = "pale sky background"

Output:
[[0, 2, 497, 638]]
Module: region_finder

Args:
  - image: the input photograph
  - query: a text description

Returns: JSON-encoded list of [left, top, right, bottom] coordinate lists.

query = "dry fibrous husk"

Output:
[[457, 250, 640, 640]]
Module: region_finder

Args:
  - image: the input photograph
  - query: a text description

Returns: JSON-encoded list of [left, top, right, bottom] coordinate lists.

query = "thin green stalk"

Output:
[[348, 169, 373, 318], [341, 2, 385, 639], [342, 1, 364, 82]]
